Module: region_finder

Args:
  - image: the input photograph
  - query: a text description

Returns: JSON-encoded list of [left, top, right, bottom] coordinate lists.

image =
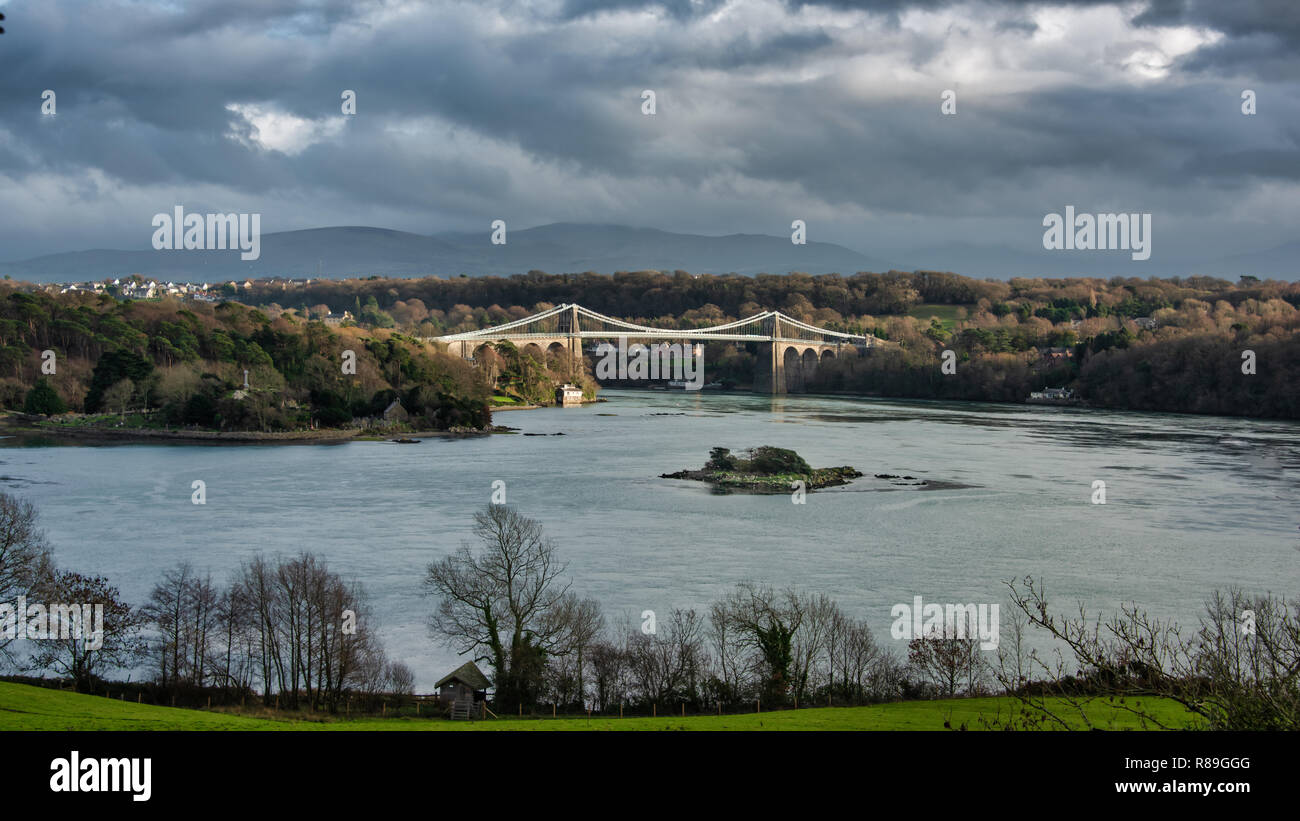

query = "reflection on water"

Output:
[[7, 389, 1299, 688]]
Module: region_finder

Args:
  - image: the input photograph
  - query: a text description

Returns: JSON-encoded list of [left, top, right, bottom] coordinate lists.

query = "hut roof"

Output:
[[435, 661, 491, 690]]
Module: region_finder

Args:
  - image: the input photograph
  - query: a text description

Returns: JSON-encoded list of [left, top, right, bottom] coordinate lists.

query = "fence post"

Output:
[[382, 702, 387, 717], [620, 703, 623, 718], [137, 693, 142, 704], [653, 703, 656, 718]]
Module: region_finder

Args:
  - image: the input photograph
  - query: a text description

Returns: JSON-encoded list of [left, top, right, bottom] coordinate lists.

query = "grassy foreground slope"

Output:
[[0, 682, 1198, 731]]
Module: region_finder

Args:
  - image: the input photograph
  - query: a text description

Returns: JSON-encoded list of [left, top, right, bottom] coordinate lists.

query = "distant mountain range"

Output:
[[0, 224, 889, 284], [1, 223, 1295, 283]]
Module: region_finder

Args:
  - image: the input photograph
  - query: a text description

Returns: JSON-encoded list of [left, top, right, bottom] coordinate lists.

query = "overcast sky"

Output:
[[0, 0, 1296, 267]]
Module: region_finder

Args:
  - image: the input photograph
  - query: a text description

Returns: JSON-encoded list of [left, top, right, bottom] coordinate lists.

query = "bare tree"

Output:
[[625, 608, 706, 706], [0, 493, 53, 665], [423, 505, 572, 709], [143, 563, 217, 690], [708, 599, 752, 704], [827, 612, 884, 703], [1002, 577, 1300, 730], [103, 378, 134, 420], [994, 601, 1031, 695], [384, 661, 416, 700], [28, 570, 146, 691], [906, 622, 987, 699], [791, 592, 839, 704], [587, 638, 626, 712], [210, 582, 256, 697], [550, 593, 603, 707], [231, 553, 379, 710], [714, 582, 804, 703]]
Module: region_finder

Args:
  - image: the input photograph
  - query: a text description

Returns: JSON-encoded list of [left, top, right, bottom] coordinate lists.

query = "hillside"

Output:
[[0, 287, 509, 432]]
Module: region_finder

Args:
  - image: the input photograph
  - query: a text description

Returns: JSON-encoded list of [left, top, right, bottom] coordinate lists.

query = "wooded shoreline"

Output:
[[1, 417, 507, 445]]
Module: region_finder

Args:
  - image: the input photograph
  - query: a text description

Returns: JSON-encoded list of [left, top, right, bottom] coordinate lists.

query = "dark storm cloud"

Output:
[[559, 0, 726, 20], [1133, 0, 1300, 79], [794, 0, 1300, 47], [0, 0, 1297, 265], [1132, 0, 1300, 43]]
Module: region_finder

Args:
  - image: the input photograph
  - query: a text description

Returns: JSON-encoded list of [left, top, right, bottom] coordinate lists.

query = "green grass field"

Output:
[[904, 303, 972, 336], [0, 682, 1198, 731]]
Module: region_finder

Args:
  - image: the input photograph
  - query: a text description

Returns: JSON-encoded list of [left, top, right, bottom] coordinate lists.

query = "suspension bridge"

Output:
[[430, 303, 879, 394]]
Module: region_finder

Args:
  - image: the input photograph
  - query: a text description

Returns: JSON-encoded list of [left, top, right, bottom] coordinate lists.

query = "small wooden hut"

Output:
[[436, 662, 491, 719]]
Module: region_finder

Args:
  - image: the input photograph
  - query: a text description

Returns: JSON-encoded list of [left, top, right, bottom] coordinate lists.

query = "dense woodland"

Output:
[[242, 269, 1300, 418], [4, 269, 1298, 425], [0, 286, 531, 431]]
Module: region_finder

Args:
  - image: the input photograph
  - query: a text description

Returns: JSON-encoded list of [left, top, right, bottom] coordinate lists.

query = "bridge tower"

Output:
[[752, 313, 786, 395], [555, 303, 583, 376]]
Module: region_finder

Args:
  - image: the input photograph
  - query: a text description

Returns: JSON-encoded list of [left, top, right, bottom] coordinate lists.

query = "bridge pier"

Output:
[[753, 341, 847, 394], [752, 342, 784, 395]]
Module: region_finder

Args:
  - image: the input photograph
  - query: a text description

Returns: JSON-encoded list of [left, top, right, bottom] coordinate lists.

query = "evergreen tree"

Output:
[[24, 377, 67, 415]]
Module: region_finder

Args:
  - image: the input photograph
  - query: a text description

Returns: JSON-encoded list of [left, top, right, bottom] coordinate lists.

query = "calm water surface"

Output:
[[5, 389, 1298, 688]]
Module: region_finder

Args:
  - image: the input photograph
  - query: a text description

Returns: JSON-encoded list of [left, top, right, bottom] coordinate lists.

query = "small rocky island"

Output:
[[661, 446, 862, 493]]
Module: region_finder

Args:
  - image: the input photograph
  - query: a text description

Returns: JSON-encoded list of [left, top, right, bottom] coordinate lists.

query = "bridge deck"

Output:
[[430, 303, 874, 346]]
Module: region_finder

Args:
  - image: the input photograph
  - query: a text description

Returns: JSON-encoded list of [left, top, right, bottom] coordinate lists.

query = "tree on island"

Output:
[[704, 446, 811, 476], [745, 446, 811, 475], [705, 447, 737, 471]]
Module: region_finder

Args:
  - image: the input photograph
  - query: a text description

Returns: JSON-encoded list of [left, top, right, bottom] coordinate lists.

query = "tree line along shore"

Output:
[[0, 285, 597, 438], [232, 268, 1300, 418], [11, 269, 1298, 425]]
